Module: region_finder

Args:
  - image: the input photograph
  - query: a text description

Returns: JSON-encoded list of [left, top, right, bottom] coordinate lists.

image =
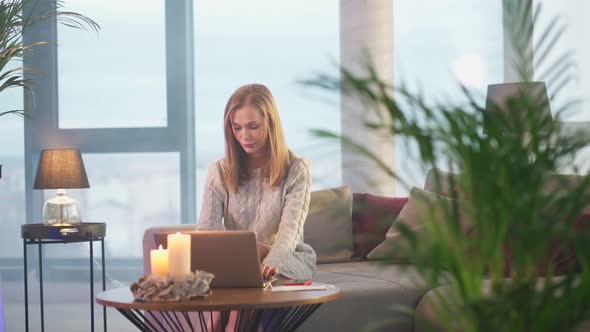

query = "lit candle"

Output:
[[167, 232, 191, 278], [150, 245, 169, 277]]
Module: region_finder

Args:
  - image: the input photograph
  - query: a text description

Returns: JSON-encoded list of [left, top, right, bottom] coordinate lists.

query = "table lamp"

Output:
[[484, 82, 552, 135], [33, 149, 90, 225]]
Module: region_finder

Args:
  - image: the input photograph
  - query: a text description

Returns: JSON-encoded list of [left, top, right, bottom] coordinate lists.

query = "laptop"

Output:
[[154, 230, 264, 288]]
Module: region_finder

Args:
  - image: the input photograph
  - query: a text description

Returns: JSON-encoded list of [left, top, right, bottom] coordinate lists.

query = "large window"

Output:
[[0, 82, 25, 258], [193, 0, 341, 216], [3, 0, 194, 329], [393, 0, 503, 194], [58, 0, 167, 128], [533, 0, 590, 122], [53, 0, 180, 262]]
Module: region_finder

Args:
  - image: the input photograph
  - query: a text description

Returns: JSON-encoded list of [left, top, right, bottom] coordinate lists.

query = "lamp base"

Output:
[[42, 189, 82, 225]]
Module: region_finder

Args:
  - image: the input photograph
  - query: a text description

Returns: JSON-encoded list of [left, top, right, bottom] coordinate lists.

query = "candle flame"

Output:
[[158, 244, 163, 250]]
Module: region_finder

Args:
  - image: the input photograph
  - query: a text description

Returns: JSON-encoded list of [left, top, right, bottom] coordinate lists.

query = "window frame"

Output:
[[22, 0, 196, 228]]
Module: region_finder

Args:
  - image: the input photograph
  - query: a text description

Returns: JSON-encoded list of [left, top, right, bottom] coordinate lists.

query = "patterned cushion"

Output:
[[367, 187, 472, 261], [351, 193, 408, 259]]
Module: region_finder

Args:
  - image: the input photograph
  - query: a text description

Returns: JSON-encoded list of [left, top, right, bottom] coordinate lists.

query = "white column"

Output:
[[340, 0, 395, 196], [502, 0, 533, 82]]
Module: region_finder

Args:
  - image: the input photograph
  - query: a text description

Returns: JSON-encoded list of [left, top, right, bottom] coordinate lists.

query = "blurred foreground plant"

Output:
[[306, 1, 590, 331]]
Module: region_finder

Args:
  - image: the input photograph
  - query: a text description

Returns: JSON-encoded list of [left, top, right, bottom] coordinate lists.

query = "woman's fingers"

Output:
[[261, 264, 278, 279], [262, 264, 271, 279]]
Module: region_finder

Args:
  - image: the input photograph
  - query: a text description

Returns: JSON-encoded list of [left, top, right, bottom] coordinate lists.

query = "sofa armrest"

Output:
[[142, 225, 196, 274]]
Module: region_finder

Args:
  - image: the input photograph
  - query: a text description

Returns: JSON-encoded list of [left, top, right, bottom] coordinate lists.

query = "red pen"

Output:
[[282, 279, 312, 286]]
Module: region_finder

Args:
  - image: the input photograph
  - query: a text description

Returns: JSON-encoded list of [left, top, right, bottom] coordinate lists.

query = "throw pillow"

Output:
[[367, 187, 472, 261], [351, 193, 409, 259], [424, 168, 459, 194], [303, 186, 355, 264], [502, 211, 589, 277]]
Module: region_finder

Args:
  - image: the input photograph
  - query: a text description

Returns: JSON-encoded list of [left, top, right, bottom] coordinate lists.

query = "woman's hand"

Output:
[[261, 264, 278, 280], [257, 243, 269, 262], [257, 243, 277, 279]]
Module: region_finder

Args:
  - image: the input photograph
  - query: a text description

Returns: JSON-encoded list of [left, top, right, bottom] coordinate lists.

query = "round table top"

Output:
[[96, 285, 341, 311]]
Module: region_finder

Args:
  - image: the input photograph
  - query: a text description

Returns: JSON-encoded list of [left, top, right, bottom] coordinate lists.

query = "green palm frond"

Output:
[[306, 1, 590, 331], [0, 0, 99, 118]]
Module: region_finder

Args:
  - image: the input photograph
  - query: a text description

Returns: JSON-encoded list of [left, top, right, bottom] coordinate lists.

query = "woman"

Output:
[[198, 83, 316, 281]]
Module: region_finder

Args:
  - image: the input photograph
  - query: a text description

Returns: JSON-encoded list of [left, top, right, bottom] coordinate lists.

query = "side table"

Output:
[[21, 222, 107, 332], [97, 285, 341, 332]]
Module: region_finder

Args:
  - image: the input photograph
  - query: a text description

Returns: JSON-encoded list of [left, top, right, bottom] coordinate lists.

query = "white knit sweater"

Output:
[[197, 156, 317, 279]]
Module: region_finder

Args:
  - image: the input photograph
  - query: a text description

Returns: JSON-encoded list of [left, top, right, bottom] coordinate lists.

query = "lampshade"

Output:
[[33, 149, 90, 190], [484, 82, 552, 133]]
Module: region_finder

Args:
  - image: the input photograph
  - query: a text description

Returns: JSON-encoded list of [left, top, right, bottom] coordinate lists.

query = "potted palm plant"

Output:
[[0, 0, 98, 118], [307, 1, 590, 331]]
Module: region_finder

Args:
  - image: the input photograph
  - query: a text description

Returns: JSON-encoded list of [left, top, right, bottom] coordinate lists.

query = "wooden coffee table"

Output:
[[96, 285, 341, 331]]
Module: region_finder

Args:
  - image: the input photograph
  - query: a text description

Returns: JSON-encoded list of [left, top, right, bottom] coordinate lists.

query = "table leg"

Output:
[[181, 311, 197, 332], [143, 310, 169, 331], [196, 311, 207, 331], [112, 305, 323, 332], [101, 238, 107, 332], [158, 311, 177, 331], [38, 241, 44, 332], [277, 304, 321, 332], [277, 306, 303, 331], [247, 304, 321, 332], [118, 308, 151, 331], [90, 238, 95, 332], [172, 312, 188, 331], [23, 239, 28, 332]]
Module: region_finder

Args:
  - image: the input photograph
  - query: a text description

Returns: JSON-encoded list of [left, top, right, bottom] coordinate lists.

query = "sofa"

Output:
[[142, 169, 590, 331], [143, 183, 435, 332]]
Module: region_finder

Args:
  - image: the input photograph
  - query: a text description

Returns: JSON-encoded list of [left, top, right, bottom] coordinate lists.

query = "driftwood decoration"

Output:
[[130, 271, 215, 302]]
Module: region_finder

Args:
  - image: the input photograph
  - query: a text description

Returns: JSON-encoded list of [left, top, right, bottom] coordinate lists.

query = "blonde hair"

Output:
[[223, 84, 292, 193]]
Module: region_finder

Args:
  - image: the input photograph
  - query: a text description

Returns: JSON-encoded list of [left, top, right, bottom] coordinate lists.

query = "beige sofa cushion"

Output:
[[304, 186, 354, 263], [424, 168, 459, 194]]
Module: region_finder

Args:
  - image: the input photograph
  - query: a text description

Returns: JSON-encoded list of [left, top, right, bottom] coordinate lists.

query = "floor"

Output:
[[4, 303, 136, 331], [2, 278, 137, 331]]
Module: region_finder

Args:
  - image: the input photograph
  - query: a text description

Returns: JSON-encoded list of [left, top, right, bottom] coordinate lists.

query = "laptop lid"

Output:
[[154, 230, 264, 288]]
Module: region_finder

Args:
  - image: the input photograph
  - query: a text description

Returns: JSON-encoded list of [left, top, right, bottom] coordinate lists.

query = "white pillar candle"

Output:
[[167, 232, 191, 278], [150, 245, 169, 277]]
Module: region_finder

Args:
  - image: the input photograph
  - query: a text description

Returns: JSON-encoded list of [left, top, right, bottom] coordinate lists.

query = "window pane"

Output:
[[194, 0, 341, 216], [0, 86, 24, 258], [0, 81, 27, 332], [43, 152, 181, 259], [394, 0, 503, 195], [57, 0, 167, 128], [533, 0, 590, 121]]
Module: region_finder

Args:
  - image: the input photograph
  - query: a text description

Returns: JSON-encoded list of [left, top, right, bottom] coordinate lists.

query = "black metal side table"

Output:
[[21, 222, 107, 332]]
